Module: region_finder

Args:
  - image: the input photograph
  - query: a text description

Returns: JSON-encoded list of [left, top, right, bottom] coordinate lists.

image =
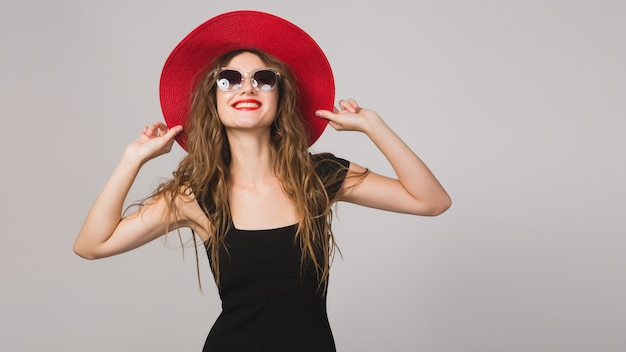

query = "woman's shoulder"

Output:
[[310, 152, 350, 174], [309, 152, 350, 199]]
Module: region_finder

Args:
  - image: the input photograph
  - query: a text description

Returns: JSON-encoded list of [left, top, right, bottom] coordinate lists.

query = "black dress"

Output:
[[200, 153, 350, 352]]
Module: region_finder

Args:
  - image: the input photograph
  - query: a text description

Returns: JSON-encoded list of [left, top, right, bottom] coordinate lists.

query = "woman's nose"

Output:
[[239, 75, 255, 93]]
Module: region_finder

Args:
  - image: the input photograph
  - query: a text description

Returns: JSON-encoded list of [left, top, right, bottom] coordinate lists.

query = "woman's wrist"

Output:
[[120, 150, 147, 170], [363, 112, 388, 139]]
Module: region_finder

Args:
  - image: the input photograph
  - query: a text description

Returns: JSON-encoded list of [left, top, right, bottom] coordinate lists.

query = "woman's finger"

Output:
[[164, 125, 183, 139], [156, 122, 168, 133], [337, 98, 359, 113]]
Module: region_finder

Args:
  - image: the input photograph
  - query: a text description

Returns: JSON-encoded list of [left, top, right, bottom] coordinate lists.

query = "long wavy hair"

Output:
[[150, 48, 359, 292]]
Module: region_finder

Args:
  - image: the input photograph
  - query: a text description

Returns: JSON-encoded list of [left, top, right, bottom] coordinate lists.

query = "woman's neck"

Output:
[[227, 132, 275, 186]]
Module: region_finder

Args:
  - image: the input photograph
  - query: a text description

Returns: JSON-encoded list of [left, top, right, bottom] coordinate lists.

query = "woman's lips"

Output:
[[232, 99, 262, 110]]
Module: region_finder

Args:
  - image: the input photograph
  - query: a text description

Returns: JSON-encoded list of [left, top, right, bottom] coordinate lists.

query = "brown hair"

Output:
[[151, 49, 361, 292]]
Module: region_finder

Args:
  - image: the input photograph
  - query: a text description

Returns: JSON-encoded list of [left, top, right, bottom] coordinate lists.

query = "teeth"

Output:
[[235, 102, 259, 109]]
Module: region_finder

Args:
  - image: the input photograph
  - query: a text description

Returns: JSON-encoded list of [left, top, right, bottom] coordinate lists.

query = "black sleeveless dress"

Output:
[[200, 153, 350, 352]]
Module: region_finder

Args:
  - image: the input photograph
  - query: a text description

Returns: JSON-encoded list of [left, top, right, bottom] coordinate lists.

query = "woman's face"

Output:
[[216, 52, 279, 135]]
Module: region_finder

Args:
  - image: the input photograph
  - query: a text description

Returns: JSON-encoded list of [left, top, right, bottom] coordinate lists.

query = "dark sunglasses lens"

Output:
[[217, 70, 242, 90], [253, 70, 278, 91]]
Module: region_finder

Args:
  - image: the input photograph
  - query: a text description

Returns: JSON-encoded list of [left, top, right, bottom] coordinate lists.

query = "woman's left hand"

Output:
[[317, 98, 451, 216], [315, 98, 380, 134]]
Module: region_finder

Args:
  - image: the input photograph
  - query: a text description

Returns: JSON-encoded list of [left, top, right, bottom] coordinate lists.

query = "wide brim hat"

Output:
[[159, 10, 334, 150]]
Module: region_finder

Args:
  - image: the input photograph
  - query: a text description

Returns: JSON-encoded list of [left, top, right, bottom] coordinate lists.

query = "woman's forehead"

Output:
[[224, 52, 266, 69]]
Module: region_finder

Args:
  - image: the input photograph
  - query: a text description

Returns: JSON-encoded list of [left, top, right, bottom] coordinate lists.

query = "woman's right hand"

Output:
[[124, 122, 183, 164], [74, 121, 184, 259]]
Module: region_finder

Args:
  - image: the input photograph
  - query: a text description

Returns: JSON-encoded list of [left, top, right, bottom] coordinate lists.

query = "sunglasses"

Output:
[[215, 67, 280, 92]]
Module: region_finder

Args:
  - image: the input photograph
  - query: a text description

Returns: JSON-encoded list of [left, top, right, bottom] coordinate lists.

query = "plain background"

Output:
[[1, 0, 624, 351]]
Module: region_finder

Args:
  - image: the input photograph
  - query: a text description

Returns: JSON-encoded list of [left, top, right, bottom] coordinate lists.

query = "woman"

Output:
[[74, 11, 450, 351]]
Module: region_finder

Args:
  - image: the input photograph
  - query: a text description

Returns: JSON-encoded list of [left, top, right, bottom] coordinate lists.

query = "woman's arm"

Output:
[[315, 99, 451, 216], [73, 122, 185, 259]]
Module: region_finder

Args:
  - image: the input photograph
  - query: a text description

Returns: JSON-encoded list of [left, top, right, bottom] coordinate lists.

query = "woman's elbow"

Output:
[[433, 198, 452, 216], [73, 242, 101, 260], [420, 195, 452, 216]]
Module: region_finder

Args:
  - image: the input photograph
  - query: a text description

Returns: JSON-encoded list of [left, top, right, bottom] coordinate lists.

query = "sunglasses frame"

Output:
[[214, 67, 281, 92]]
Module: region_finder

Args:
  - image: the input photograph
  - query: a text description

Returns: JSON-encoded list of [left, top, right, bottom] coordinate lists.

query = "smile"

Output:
[[232, 100, 262, 110]]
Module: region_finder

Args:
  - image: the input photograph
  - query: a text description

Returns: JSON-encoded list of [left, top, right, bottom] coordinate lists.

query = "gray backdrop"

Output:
[[2, 0, 624, 351]]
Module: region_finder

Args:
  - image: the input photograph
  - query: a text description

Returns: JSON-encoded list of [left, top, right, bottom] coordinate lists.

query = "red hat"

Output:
[[159, 10, 334, 150]]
